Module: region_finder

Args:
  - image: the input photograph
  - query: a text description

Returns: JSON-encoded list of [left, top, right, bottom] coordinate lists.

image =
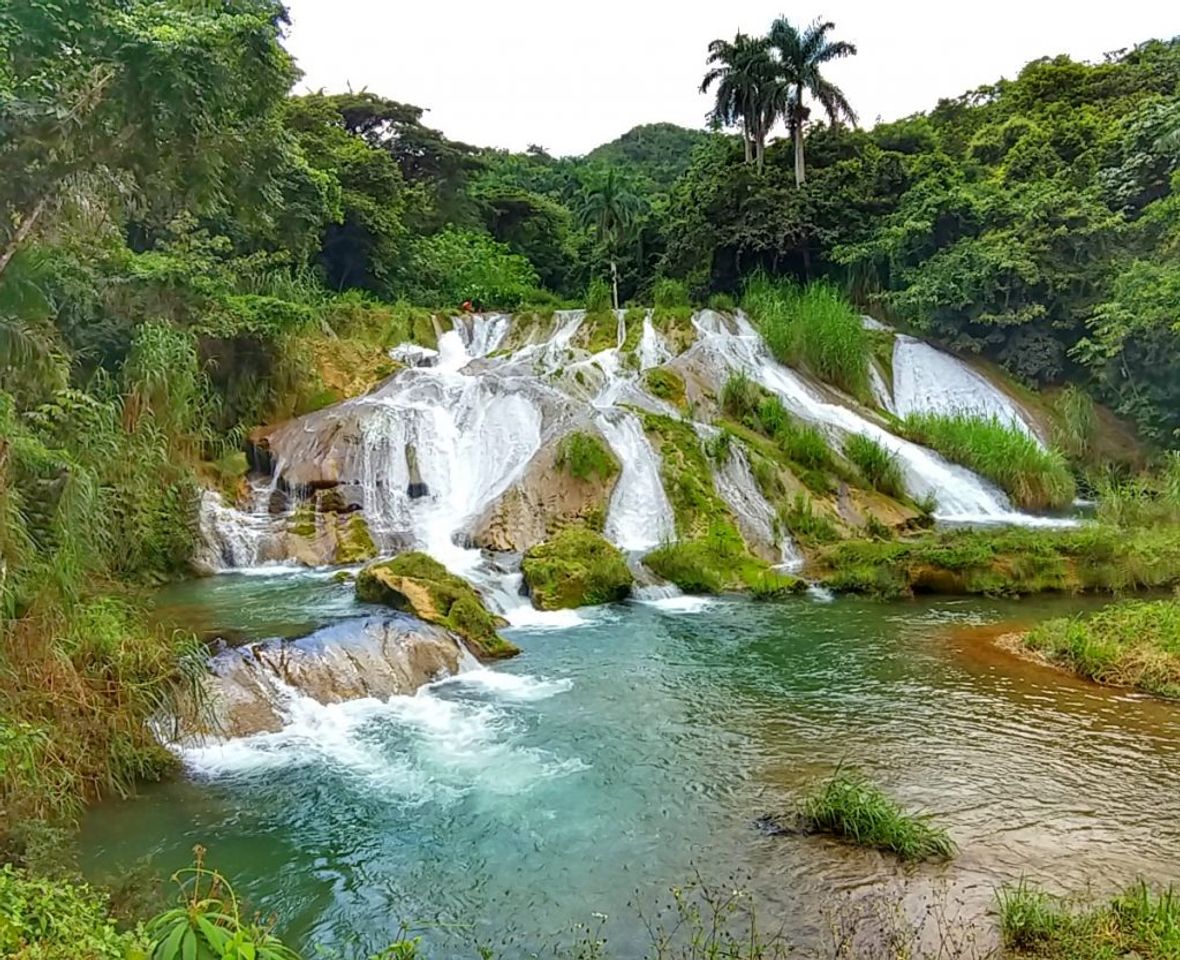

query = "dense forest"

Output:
[[3, 1, 1180, 958]]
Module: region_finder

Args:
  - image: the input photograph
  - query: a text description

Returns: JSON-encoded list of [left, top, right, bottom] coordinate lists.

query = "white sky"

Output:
[[284, 1, 1179, 156]]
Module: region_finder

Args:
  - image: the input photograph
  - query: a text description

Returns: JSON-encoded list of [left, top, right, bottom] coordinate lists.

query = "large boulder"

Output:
[[356, 553, 519, 660], [522, 526, 633, 610], [471, 430, 619, 552]]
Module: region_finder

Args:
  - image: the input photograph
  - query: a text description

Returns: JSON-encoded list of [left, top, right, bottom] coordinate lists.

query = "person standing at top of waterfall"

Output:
[[461, 298, 475, 313]]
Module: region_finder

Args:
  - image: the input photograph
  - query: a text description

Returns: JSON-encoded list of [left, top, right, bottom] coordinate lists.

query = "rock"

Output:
[[192, 615, 466, 739], [316, 487, 347, 514], [267, 488, 288, 516], [471, 431, 618, 552], [334, 513, 377, 564], [405, 443, 429, 499], [522, 526, 633, 610], [356, 553, 519, 660]]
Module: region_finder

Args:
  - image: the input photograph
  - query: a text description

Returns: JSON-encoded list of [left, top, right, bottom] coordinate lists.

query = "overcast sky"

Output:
[[283, 1, 1178, 156]]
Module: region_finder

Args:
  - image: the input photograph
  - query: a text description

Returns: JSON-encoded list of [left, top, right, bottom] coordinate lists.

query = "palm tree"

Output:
[[769, 17, 858, 185], [576, 168, 642, 310], [700, 33, 783, 170]]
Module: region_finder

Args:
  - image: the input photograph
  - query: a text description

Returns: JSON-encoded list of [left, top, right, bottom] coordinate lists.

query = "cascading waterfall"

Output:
[[598, 411, 676, 552], [688, 312, 1068, 526], [891, 334, 1038, 439], [710, 439, 803, 569], [195, 487, 277, 572], [638, 313, 671, 371]]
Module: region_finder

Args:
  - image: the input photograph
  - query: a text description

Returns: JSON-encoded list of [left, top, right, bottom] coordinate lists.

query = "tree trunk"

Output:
[[793, 86, 806, 186], [0, 197, 49, 281], [742, 121, 752, 164], [755, 123, 765, 172], [610, 259, 619, 311]]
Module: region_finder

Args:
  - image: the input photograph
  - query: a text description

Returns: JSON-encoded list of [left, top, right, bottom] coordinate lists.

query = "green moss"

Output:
[[642, 413, 730, 539], [652, 305, 696, 354], [815, 525, 1180, 599], [522, 526, 633, 610], [409, 310, 439, 350], [621, 307, 646, 353], [781, 493, 840, 547], [643, 367, 686, 407], [868, 329, 896, 398], [555, 431, 619, 483], [334, 513, 377, 564], [356, 553, 519, 659], [287, 501, 317, 538], [1024, 599, 1180, 698], [577, 310, 619, 353], [643, 521, 802, 596]]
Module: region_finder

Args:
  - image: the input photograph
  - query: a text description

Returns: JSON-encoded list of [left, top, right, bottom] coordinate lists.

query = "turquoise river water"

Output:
[[81, 574, 1180, 957]]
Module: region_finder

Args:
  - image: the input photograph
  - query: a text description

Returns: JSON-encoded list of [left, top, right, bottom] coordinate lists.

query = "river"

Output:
[[79, 573, 1180, 957]]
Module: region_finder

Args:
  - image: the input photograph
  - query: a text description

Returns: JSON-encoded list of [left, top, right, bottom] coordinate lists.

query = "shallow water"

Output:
[[85, 579, 1180, 956]]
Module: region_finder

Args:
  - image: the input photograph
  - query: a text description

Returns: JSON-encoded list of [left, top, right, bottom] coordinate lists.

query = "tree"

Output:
[[769, 17, 858, 185], [576, 168, 643, 309], [700, 33, 783, 170]]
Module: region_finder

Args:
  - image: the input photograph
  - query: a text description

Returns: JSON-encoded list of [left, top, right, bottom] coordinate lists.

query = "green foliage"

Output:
[[652, 278, 691, 308], [555, 431, 620, 483], [1024, 599, 1180, 698], [522, 527, 633, 610], [1051, 384, 1098, 462], [742, 278, 870, 400], [999, 879, 1180, 960], [585, 278, 613, 314], [643, 522, 796, 596], [642, 414, 732, 539], [408, 228, 540, 309], [901, 412, 1076, 510], [843, 435, 907, 500], [0, 863, 143, 959], [780, 493, 839, 546], [795, 769, 955, 861], [817, 525, 1180, 599], [145, 849, 300, 960]]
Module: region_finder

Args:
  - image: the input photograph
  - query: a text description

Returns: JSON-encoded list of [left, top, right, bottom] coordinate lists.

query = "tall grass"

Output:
[[1024, 599, 1180, 698], [742, 276, 870, 401], [555, 431, 619, 483], [843, 435, 907, 500], [652, 277, 691, 308], [900, 412, 1076, 510], [999, 879, 1180, 959], [1051, 383, 1097, 461], [795, 769, 956, 861]]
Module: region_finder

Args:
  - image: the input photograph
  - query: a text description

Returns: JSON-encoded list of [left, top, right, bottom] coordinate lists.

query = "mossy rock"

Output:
[[335, 513, 377, 564], [287, 502, 318, 539], [644, 367, 686, 407], [522, 527, 633, 610], [356, 553, 519, 659], [643, 522, 805, 597]]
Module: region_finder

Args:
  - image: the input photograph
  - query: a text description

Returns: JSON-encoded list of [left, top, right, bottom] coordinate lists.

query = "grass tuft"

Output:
[[795, 769, 956, 861], [555, 431, 620, 483], [900, 412, 1075, 510], [1024, 599, 1180, 698], [742, 276, 870, 401], [844, 435, 907, 500]]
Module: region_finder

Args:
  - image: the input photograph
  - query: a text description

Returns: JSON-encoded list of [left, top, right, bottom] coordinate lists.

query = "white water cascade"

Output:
[[711, 439, 803, 569], [891, 334, 1038, 439], [195, 488, 275, 572], [688, 312, 1068, 526], [598, 411, 676, 552]]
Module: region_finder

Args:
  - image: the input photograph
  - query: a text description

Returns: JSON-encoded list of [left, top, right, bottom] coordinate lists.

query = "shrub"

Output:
[[1024, 599, 1180, 698], [780, 494, 839, 546], [900, 412, 1076, 510], [1051, 384, 1097, 461], [652, 277, 691, 308], [409, 228, 541, 309], [586, 277, 612, 314], [522, 526, 633, 609], [555, 431, 619, 483], [742, 276, 870, 401], [643, 367, 685, 406], [844, 435, 907, 500], [721, 371, 761, 422], [707, 292, 736, 312], [795, 769, 956, 861]]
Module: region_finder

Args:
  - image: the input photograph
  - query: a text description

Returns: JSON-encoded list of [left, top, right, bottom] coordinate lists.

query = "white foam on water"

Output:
[[435, 669, 574, 701], [638, 594, 718, 614]]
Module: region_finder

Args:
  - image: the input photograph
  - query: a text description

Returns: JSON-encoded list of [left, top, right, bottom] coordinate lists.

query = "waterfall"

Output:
[[638, 313, 671, 371], [195, 489, 275, 572], [453, 313, 511, 359], [710, 437, 802, 568], [598, 411, 676, 551], [891, 335, 1038, 439], [689, 313, 1068, 526]]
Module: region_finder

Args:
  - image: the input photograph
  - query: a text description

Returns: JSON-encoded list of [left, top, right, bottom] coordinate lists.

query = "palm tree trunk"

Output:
[[793, 86, 806, 186], [742, 120, 752, 164], [610, 259, 619, 311]]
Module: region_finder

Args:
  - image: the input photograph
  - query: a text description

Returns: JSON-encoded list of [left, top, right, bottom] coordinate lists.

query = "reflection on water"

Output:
[[84, 584, 1180, 957]]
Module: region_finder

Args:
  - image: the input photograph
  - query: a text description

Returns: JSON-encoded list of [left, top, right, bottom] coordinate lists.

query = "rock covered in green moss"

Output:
[[335, 513, 377, 564], [356, 553, 519, 659], [643, 522, 804, 597], [522, 526, 633, 609]]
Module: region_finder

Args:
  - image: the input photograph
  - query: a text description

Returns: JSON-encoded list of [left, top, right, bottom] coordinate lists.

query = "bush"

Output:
[[643, 367, 685, 406], [900, 412, 1076, 510], [742, 276, 870, 401], [555, 431, 619, 483], [409, 228, 541, 309], [844, 435, 907, 500], [652, 277, 691, 308], [795, 769, 956, 861], [522, 527, 633, 609], [706, 292, 736, 312], [721, 371, 761, 422], [780, 493, 839, 546], [1024, 599, 1180, 698], [586, 277, 612, 314]]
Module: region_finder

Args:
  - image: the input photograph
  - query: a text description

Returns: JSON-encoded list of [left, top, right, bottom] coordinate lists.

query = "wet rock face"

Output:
[[193, 615, 465, 739], [470, 433, 618, 553]]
